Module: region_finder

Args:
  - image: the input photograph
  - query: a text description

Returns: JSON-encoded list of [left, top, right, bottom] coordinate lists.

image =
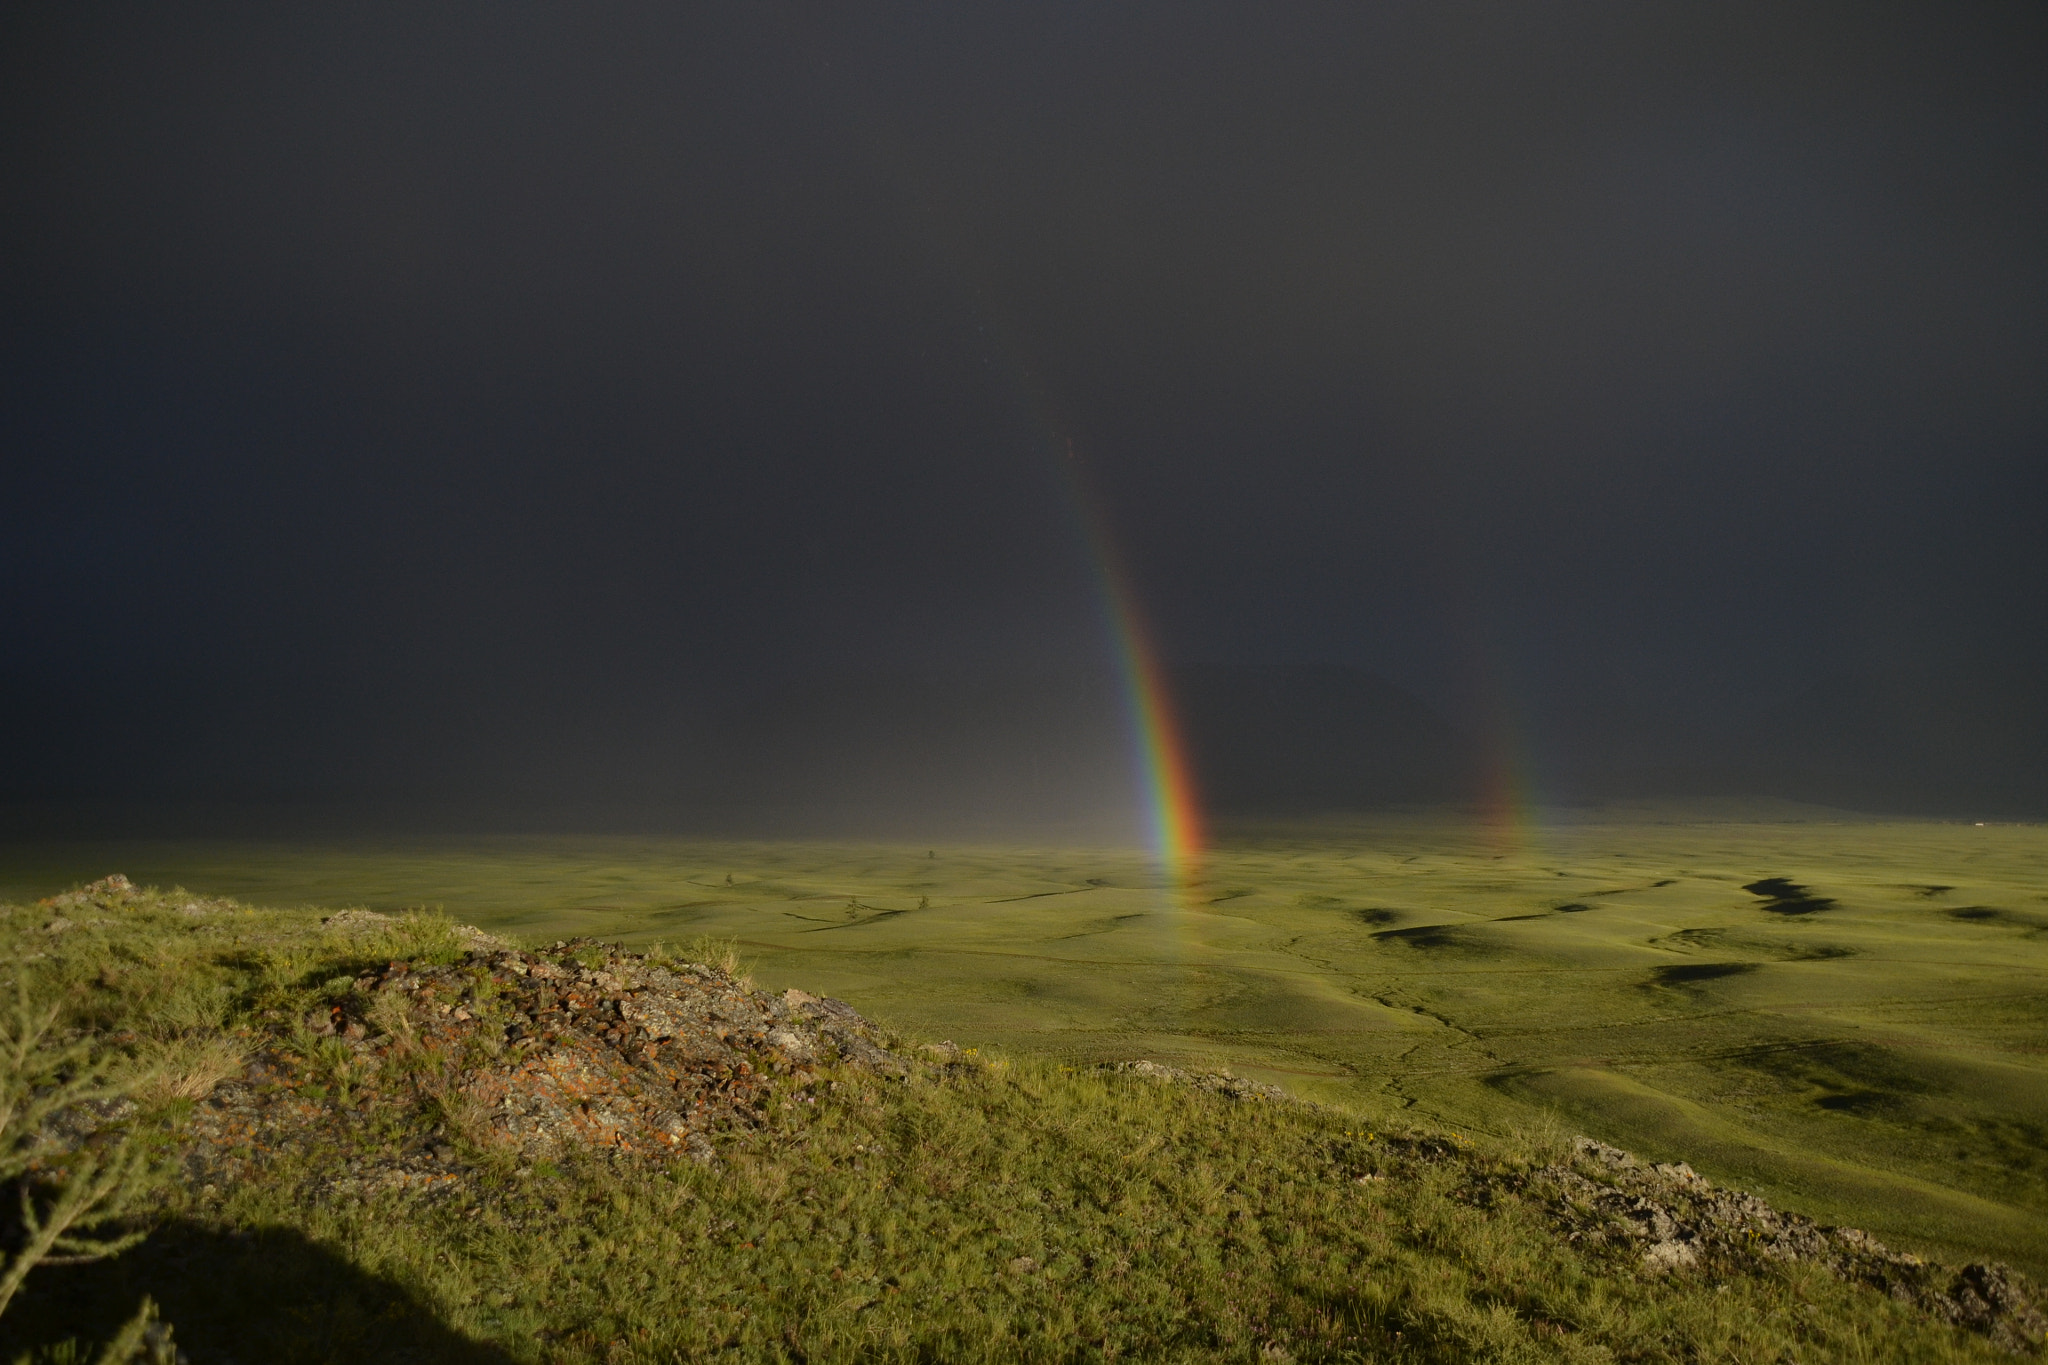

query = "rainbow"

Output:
[[1477, 736, 1540, 856], [1468, 637, 1543, 855], [1056, 441, 1205, 886], [745, 13, 1208, 883]]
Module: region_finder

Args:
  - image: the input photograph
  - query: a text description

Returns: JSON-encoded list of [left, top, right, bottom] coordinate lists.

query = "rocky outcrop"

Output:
[[1543, 1138, 2045, 1355], [182, 936, 907, 1196], [1099, 1059, 1290, 1102]]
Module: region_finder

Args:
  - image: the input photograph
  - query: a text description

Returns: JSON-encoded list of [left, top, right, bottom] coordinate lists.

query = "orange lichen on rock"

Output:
[[180, 937, 906, 1196]]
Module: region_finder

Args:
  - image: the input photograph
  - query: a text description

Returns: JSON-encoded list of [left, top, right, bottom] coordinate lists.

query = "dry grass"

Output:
[[678, 933, 748, 982], [129, 1036, 247, 1106]]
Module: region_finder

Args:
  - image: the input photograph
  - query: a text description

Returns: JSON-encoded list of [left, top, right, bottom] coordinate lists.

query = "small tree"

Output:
[[0, 978, 175, 1364]]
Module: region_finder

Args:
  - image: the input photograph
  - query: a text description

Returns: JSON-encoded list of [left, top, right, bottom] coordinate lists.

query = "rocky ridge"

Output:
[[181, 916, 908, 1199], [1537, 1137, 2045, 1354], [1084, 1065, 2043, 1352]]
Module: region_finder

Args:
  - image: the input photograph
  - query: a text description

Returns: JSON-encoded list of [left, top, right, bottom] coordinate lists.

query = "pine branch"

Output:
[[0, 977, 164, 1327]]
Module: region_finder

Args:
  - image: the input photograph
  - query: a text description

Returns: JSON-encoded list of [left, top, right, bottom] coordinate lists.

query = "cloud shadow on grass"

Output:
[[1743, 878, 1837, 915], [1370, 923, 1499, 954], [1947, 906, 2048, 932], [1648, 962, 1761, 988]]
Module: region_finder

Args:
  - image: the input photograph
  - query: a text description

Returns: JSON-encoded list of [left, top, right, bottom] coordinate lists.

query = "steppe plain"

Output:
[[6, 807, 2043, 1280]]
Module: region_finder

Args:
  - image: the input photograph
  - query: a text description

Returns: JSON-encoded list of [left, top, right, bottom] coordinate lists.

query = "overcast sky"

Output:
[[4, 2, 2044, 828]]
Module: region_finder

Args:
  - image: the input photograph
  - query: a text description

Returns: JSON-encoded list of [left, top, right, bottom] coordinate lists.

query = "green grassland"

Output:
[[0, 879, 2024, 1364], [5, 805, 2044, 1289]]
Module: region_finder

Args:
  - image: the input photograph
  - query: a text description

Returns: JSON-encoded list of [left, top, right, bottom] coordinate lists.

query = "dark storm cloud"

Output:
[[3, 1, 2044, 824]]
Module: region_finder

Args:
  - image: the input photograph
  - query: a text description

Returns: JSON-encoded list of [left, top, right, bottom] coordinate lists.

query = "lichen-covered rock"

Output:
[[179, 936, 908, 1197], [1539, 1136, 2046, 1355], [39, 873, 232, 920], [38, 874, 138, 910]]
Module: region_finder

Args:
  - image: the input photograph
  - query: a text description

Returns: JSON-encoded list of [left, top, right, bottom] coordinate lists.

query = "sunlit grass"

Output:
[[3, 806, 2044, 1285], [0, 881, 2012, 1362]]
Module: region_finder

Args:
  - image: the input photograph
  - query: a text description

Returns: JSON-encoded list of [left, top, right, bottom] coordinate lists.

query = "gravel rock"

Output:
[[1541, 1136, 2046, 1354], [38, 874, 233, 920], [320, 909, 395, 932], [39, 874, 139, 911], [1099, 1059, 1289, 1102]]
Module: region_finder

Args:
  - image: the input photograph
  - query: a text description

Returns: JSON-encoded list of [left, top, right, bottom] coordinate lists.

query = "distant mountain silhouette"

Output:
[[1170, 664, 1470, 811]]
